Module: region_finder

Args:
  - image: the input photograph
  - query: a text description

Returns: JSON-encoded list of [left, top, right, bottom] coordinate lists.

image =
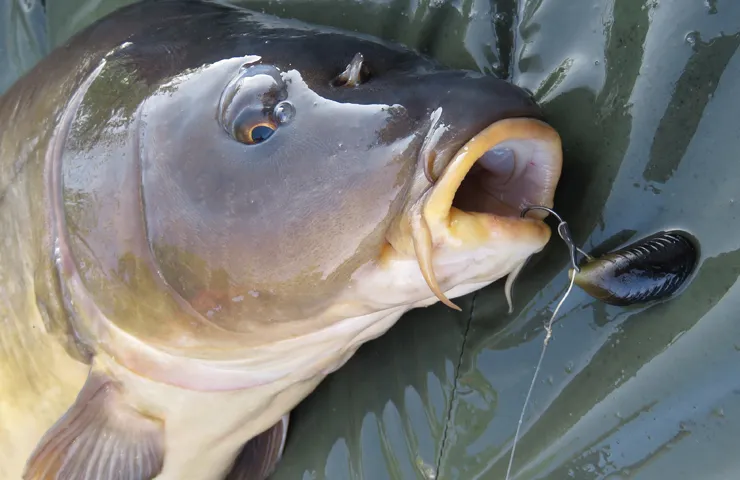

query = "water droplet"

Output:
[[494, 12, 507, 22], [685, 31, 700, 47], [416, 458, 437, 479], [274, 101, 295, 124], [564, 361, 574, 374], [20, 0, 34, 13], [594, 60, 601, 65]]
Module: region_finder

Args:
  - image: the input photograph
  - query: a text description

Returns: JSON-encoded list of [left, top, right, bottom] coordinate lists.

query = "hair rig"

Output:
[[520, 205, 699, 307], [505, 204, 700, 480]]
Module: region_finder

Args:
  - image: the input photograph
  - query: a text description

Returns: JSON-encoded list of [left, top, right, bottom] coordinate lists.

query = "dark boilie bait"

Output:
[[569, 230, 698, 306]]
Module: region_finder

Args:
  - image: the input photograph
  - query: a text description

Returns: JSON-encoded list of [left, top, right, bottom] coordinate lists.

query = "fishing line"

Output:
[[503, 206, 698, 478], [504, 205, 584, 480]]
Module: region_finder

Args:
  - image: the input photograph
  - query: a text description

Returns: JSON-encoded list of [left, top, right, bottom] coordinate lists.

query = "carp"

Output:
[[0, 1, 562, 478]]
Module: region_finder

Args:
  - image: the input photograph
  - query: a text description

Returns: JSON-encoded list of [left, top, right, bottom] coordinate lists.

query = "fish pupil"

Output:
[[250, 125, 275, 143]]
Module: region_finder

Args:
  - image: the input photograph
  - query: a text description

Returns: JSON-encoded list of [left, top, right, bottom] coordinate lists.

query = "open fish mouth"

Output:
[[427, 117, 562, 223], [411, 118, 563, 310]]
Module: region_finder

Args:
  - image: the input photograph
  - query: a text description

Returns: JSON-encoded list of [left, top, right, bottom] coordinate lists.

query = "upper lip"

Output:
[[423, 117, 563, 225]]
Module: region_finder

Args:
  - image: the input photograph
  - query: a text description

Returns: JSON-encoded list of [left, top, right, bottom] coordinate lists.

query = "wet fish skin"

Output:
[[0, 1, 563, 479]]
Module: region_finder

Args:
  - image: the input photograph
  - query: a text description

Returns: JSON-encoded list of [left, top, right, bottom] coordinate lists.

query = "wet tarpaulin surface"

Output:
[[2, 0, 740, 478]]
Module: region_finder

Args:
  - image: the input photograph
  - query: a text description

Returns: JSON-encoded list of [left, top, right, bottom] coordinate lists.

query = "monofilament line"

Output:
[[504, 271, 577, 480]]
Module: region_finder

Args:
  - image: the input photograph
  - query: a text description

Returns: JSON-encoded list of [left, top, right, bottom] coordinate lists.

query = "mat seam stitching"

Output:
[[434, 292, 476, 477]]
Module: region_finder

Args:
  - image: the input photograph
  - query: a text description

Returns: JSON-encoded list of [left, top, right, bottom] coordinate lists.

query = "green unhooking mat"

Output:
[[2, 0, 739, 478]]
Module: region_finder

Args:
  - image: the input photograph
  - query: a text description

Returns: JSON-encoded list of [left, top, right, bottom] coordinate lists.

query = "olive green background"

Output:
[[3, 0, 739, 478]]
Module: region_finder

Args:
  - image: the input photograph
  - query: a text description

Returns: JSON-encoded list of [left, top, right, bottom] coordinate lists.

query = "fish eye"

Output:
[[236, 122, 276, 145], [219, 62, 290, 145]]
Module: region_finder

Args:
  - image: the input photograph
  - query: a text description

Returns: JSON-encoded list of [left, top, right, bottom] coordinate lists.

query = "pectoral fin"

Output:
[[23, 371, 165, 480], [225, 415, 290, 480]]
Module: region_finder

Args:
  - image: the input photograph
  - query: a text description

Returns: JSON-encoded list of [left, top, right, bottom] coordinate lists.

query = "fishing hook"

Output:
[[520, 205, 592, 272]]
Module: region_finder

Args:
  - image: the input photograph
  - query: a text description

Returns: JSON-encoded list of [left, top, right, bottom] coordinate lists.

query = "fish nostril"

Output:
[[478, 146, 516, 184], [332, 52, 372, 87]]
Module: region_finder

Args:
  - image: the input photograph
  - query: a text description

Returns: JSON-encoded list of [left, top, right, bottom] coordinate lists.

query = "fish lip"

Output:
[[422, 117, 563, 226], [400, 117, 561, 311]]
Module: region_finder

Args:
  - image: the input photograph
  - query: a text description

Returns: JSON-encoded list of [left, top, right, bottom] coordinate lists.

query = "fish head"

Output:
[[132, 19, 563, 332], [58, 9, 561, 355]]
